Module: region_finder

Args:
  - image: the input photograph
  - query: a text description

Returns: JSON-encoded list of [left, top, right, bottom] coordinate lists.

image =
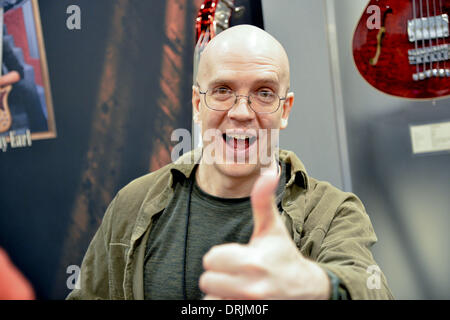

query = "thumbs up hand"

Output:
[[199, 170, 331, 300]]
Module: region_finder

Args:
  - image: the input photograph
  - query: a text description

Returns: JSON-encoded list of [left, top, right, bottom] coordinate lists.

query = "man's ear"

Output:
[[192, 85, 201, 124], [280, 92, 294, 130]]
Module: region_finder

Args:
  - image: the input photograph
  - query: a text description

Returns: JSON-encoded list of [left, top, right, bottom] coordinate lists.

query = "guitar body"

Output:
[[0, 85, 12, 133], [353, 0, 450, 99]]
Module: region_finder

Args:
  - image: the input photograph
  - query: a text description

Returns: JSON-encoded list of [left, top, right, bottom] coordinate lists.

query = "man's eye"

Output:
[[212, 87, 231, 95], [256, 90, 275, 99]]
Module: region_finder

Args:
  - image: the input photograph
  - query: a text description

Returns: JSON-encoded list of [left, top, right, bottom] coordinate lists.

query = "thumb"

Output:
[[250, 169, 280, 239]]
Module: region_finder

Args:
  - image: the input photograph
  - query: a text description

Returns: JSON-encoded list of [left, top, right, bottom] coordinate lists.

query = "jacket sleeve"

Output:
[[66, 197, 117, 300], [315, 196, 394, 300]]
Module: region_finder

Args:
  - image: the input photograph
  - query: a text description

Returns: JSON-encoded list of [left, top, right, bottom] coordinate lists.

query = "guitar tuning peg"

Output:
[[233, 6, 245, 17], [221, 0, 245, 17]]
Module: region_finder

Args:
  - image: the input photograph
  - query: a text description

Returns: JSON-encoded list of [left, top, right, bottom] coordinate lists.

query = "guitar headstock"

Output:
[[195, 0, 244, 43], [193, 0, 245, 81]]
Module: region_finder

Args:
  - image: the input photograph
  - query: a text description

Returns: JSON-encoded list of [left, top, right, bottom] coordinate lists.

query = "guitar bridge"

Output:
[[408, 14, 449, 42]]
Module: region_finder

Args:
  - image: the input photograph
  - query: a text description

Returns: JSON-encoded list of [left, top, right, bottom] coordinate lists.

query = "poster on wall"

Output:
[[0, 0, 55, 152]]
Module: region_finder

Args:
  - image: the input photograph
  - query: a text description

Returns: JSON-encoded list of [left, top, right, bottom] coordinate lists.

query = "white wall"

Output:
[[262, 0, 351, 191]]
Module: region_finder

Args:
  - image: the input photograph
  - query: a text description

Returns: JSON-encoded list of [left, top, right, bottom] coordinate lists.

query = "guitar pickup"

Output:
[[408, 14, 449, 42]]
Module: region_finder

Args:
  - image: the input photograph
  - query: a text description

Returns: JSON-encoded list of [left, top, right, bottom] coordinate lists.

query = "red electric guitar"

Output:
[[353, 0, 450, 99]]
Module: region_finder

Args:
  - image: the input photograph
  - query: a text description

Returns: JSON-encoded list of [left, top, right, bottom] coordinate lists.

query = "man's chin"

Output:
[[213, 161, 263, 178]]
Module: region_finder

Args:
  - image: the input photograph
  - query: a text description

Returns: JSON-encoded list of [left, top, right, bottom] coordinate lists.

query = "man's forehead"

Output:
[[199, 56, 287, 90], [197, 25, 290, 87]]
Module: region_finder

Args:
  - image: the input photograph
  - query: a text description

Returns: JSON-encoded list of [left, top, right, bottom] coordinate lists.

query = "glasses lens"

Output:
[[250, 91, 278, 113], [205, 88, 235, 110], [204, 89, 280, 113]]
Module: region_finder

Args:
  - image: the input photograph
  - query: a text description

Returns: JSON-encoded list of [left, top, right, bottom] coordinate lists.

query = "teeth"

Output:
[[227, 134, 251, 140]]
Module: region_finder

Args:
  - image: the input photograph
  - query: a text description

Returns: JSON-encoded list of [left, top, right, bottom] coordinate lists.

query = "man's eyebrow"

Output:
[[253, 79, 280, 88], [206, 79, 236, 88]]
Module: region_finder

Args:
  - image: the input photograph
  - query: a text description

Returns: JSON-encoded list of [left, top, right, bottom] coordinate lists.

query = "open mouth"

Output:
[[222, 133, 257, 150]]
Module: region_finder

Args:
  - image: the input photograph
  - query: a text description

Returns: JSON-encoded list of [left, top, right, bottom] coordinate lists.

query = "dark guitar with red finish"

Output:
[[353, 0, 450, 99]]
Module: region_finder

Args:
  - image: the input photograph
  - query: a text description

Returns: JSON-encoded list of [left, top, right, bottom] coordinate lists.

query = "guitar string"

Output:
[[426, 0, 434, 74], [433, 0, 440, 73], [438, 0, 447, 73], [420, 0, 427, 75], [413, 0, 420, 77]]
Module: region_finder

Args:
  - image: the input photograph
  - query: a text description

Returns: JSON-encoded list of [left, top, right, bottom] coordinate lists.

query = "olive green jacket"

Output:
[[67, 149, 394, 300]]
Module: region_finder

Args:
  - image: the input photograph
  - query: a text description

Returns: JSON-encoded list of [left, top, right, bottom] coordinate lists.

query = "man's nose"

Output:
[[227, 96, 255, 121]]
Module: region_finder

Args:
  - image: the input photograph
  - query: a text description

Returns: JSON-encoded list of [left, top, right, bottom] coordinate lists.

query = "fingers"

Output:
[[203, 294, 222, 300], [0, 71, 21, 87], [199, 272, 241, 299], [201, 243, 270, 299], [199, 271, 265, 300], [203, 243, 248, 273]]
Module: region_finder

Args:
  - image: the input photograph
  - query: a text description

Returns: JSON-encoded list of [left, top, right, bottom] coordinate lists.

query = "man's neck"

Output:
[[195, 160, 280, 199]]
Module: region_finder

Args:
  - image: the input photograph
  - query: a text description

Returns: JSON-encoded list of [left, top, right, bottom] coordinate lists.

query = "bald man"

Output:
[[67, 25, 393, 300]]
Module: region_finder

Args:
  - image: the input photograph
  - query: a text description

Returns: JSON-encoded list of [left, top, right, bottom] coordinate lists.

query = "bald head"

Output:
[[196, 25, 290, 91]]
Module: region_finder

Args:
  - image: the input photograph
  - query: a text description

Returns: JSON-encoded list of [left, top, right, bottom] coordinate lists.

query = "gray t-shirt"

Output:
[[143, 162, 287, 300]]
